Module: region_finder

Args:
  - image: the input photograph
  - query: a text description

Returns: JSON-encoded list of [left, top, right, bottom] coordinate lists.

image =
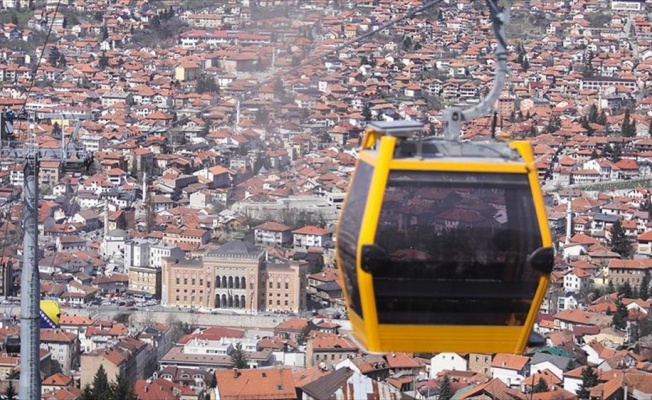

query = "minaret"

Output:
[[565, 197, 572, 245], [142, 171, 147, 203], [236, 100, 240, 127], [104, 199, 109, 236]]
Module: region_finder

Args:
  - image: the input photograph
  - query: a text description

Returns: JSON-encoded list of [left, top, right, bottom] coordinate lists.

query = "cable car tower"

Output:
[[0, 109, 94, 399], [335, 0, 553, 354]]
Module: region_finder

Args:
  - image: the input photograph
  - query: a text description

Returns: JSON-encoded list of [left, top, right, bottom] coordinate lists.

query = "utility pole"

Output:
[[19, 154, 40, 400]]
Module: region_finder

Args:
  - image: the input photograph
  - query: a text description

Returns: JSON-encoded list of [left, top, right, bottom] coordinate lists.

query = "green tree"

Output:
[[79, 385, 94, 400], [621, 108, 636, 137], [612, 299, 628, 331], [619, 282, 633, 298], [98, 51, 109, 70], [609, 219, 632, 258], [639, 274, 650, 300], [439, 374, 452, 400], [590, 148, 599, 159], [91, 365, 110, 399], [230, 342, 248, 369], [3, 380, 17, 400], [532, 377, 549, 393], [48, 47, 61, 66], [545, 115, 561, 133], [361, 103, 372, 121], [576, 366, 599, 400], [109, 371, 137, 400]]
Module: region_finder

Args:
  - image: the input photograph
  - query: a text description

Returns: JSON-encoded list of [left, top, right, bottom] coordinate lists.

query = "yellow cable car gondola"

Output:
[[335, 0, 553, 355]]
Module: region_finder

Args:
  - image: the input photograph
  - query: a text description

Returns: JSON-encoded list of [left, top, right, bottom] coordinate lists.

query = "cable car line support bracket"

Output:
[[442, 0, 510, 141]]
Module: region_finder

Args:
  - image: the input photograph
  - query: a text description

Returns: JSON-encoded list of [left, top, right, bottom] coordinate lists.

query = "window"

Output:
[[372, 171, 544, 326], [277, 282, 281, 289], [285, 282, 289, 290], [277, 300, 280, 305], [192, 279, 195, 285], [184, 278, 187, 285], [285, 300, 288, 306], [176, 278, 180, 285], [269, 282, 273, 289], [337, 161, 373, 318], [200, 279, 203, 286]]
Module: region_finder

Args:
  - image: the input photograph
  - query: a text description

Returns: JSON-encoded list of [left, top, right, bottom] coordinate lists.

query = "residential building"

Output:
[[490, 353, 530, 387], [215, 368, 297, 400], [40, 329, 80, 373], [306, 333, 358, 368], [254, 221, 292, 247]]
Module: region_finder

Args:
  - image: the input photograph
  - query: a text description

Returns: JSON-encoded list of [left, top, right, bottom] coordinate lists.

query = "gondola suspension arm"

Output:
[[442, 0, 510, 140]]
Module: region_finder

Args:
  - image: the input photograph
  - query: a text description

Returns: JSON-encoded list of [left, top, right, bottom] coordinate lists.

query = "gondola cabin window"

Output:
[[337, 161, 374, 318], [369, 171, 543, 326]]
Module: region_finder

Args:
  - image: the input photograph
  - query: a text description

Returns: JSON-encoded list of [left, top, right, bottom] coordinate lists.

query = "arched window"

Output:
[[234, 296, 240, 308], [222, 276, 227, 288], [234, 277, 240, 289], [221, 294, 228, 308], [228, 276, 233, 289], [216, 276, 221, 288], [241, 295, 246, 309], [216, 295, 221, 308], [241, 277, 246, 288]]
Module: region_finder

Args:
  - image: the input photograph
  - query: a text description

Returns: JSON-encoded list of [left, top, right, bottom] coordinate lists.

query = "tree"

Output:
[[79, 385, 94, 400], [230, 342, 248, 369], [439, 374, 452, 400], [361, 103, 372, 122], [612, 299, 628, 331], [91, 365, 110, 399], [639, 274, 650, 300], [98, 51, 109, 70], [619, 282, 633, 298], [621, 109, 636, 137], [576, 366, 599, 400], [532, 377, 549, 393], [3, 380, 17, 400], [590, 148, 599, 160], [609, 219, 632, 258], [545, 115, 561, 133], [109, 371, 137, 400], [48, 47, 61, 66]]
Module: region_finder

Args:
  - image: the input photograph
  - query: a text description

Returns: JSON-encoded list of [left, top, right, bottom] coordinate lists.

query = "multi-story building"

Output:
[[254, 221, 292, 247], [608, 259, 652, 288], [80, 347, 130, 389], [161, 241, 307, 313], [40, 329, 81, 374], [306, 333, 358, 368], [128, 265, 162, 299], [161, 257, 207, 308], [292, 225, 332, 250], [261, 259, 308, 313]]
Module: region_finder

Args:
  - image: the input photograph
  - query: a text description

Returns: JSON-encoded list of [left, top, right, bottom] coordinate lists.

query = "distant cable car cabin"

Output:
[[4, 335, 20, 355], [335, 0, 553, 355]]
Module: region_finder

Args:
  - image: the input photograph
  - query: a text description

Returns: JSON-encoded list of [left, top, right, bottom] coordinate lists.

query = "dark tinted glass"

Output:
[[337, 161, 374, 317], [371, 171, 543, 326]]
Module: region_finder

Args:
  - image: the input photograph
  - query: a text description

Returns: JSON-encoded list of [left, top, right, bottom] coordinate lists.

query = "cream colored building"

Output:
[[261, 260, 308, 313], [161, 240, 307, 313], [128, 265, 161, 298]]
